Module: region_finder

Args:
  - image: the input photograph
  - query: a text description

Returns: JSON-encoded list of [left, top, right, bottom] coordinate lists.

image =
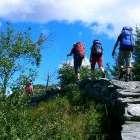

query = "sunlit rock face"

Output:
[[80, 79, 140, 140]]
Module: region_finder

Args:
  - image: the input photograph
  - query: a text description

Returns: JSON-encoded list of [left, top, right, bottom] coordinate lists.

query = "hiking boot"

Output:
[[125, 74, 130, 82], [102, 73, 106, 78], [77, 73, 80, 80]]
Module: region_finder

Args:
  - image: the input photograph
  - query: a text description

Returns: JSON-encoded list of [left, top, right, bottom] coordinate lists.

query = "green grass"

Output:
[[0, 85, 112, 140]]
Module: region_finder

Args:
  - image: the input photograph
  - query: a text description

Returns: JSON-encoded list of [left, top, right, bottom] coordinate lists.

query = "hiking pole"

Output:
[[45, 72, 50, 93]]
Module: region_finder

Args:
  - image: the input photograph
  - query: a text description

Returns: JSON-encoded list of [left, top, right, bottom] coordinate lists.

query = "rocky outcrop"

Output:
[[79, 79, 140, 140], [80, 79, 140, 120], [112, 80, 140, 120], [122, 121, 140, 140], [79, 79, 125, 140], [111, 80, 140, 140]]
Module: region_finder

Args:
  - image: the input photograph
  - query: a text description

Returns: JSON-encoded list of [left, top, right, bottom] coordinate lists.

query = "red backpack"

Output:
[[74, 42, 85, 57]]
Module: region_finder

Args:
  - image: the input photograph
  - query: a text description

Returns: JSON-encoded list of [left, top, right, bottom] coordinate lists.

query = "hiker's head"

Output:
[[73, 42, 81, 47], [75, 42, 81, 45], [121, 26, 133, 32], [27, 80, 32, 85], [76, 41, 81, 44], [73, 43, 76, 48], [29, 82, 32, 85], [93, 40, 101, 46]]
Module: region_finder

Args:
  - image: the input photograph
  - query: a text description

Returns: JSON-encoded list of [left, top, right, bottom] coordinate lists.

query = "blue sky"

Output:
[[3, 21, 114, 84], [0, 0, 140, 85]]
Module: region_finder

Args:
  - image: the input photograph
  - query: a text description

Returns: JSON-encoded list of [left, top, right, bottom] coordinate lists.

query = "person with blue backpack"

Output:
[[112, 26, 135, 81]]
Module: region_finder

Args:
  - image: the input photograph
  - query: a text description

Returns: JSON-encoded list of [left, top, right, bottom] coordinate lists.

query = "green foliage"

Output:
[[0, 94, 31, 139], [85, 105, 107, 140], [58, 64, 77, 87], [0, 94, 86, 140], [106, 63, 117, 79], [33, 84, 46, 95], [63, 84, 86, 107], [134, 26, 140, 80], [0, 23, 46, 94], [0, 80, 114, 140], [80, 66, 104, 80]]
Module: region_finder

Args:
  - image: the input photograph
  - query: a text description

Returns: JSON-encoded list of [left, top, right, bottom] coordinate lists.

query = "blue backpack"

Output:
[[120, 26, 135, 49]]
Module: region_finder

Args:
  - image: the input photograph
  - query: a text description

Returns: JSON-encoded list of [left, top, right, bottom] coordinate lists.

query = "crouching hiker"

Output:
[[25, 81, 33, 95], [90, 40, 106, 78], [67, 42, 85, 80]]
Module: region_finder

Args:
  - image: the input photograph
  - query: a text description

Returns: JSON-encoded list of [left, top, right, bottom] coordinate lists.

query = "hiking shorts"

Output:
[[117, 50, 132, 68], [74, 55, 84, 74], [90, 56, 103, 70]]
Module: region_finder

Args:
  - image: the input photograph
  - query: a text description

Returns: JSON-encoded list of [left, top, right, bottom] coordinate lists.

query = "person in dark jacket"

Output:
[[90, 40, 105, 78]]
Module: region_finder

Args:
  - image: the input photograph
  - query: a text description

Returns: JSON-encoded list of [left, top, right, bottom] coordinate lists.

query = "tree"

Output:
[[58, 63, 77, 87], [134, 26, 140, 80], [0, 23, 46, 95]]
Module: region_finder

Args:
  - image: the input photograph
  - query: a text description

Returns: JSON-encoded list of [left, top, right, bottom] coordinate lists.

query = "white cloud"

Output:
[[0, 0, 140, 36]]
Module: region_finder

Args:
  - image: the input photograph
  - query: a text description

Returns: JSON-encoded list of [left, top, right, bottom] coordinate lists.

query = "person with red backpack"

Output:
[[112, 26, 135, 81], [90, 40, 105, 78], [25, 81, 33, 95], [67, 42, 85, 80]]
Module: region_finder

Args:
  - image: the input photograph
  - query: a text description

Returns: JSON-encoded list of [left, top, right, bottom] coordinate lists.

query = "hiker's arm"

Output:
[[67, 48, 74, 56], [90, 46, 94, 62], [101, 46, 103, 53], [112, 36, 120, 56]]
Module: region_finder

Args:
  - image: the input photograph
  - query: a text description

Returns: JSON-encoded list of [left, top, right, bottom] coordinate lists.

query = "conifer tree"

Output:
[[134, 27, 140, 80]]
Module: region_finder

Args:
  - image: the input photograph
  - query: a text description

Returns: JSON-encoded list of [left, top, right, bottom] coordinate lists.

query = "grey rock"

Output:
[[122, 121, 140, 140], [127, 104, 140, 117], [119, 98, 140, 104], [106, 80, 140, 139], [80, 79, 140, 140], [111, 80, 140, 119]]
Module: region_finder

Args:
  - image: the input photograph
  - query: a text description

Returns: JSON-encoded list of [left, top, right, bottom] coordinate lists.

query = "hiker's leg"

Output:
[[74, 57, 78, 75], [118, 51, 124, 69], [100, 67, 106, 78], [118, 51, 125, 79], [74, 56, 82, 80], [97, 56, 104, 71], [77, 57, 83, 70], [76, 57, 83, 80], [125, 51, 132, 76], [90, 58, 96, 71], [97, 56, 105, 78]]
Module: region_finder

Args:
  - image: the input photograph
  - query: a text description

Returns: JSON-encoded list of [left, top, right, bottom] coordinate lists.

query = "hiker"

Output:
[[112, 26, 135, 80], [67, 42, 85, 80], [90, 40, 105, 78], [25, 81, 33, 95]]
